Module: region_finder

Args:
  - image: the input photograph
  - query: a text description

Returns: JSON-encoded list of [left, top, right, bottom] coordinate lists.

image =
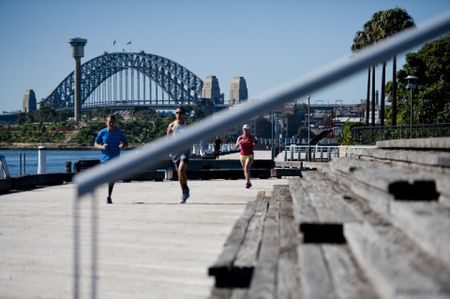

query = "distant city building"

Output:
[[285, 103, 305, 138], [202, 75, 224, 105], [229, 76, 248, 105], [23, 89, 37, 113]]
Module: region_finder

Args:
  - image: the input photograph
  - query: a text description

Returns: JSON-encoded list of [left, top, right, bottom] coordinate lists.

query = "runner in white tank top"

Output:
[[167, 106, 190, 203]]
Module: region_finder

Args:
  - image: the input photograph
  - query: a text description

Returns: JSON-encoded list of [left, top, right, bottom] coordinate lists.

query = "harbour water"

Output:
[[0, 149, 101, 177], [0, 143, 238, 177]]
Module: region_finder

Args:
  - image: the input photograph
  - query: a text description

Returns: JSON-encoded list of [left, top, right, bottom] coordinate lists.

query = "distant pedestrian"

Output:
[[235, 124, 258, 188], [94, 114, 128, 204], [214, 136, 222, 159], [167, 106, 191, 204]]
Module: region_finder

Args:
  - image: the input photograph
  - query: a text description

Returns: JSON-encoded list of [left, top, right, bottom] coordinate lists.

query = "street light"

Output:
[[307, 95, 311, 161], [405, 75, 418, 139]]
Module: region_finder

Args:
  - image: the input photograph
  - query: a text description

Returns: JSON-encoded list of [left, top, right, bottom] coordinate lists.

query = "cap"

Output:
[[243, 124, 250, 130]]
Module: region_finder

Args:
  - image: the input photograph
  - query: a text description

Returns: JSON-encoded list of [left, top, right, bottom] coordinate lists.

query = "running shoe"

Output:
[[107, 196, 113, 204], [180, 187, 190, 204], [245, 182, 252, 189]]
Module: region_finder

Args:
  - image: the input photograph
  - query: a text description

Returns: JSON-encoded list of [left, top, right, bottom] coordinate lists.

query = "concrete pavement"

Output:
[[0, 175, 288, 298]]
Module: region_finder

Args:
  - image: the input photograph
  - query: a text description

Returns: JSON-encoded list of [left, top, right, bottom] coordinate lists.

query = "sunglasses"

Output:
[[176, 111, 184, 115]]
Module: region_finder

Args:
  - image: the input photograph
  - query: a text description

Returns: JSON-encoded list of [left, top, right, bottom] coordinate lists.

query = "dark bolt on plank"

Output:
[[388, 180, 439, 201], [300, 223, 346, 244]]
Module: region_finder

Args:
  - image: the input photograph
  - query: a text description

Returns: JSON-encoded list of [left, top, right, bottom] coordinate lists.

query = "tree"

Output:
[[340, 122, 365, 145], [386, 33, 450, 124]]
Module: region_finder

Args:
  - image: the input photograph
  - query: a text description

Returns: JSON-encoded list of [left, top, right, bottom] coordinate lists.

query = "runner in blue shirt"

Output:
[[94, 114, 128, 204]]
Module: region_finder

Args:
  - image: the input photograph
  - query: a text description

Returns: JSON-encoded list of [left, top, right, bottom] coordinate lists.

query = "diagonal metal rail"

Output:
[[75, 11, 450, 197]]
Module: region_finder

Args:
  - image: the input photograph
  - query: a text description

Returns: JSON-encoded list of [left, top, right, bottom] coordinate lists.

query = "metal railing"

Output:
[[352, 123, 450, 144], [284, 145, 340, 162], [72, 11, 450, 299]]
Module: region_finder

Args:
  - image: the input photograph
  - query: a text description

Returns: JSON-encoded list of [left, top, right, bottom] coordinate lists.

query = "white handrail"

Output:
[[74, 11, 450, 197]]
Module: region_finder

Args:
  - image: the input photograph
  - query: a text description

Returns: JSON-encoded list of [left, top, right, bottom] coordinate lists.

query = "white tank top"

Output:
[[172, 122, 186, 136]]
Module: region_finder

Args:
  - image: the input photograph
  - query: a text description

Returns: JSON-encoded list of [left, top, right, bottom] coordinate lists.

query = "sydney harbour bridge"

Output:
[[40, 51, 222, 112]]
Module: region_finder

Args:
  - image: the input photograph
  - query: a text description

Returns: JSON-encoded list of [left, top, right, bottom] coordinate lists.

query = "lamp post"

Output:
[[307, 95, 311, 161], [69, 38, 87, 122], [405, 75, 418, 139], [271, 110, 274, 160]]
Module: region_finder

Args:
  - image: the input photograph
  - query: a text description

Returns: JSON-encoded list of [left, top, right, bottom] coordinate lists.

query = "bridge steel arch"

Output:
[[41, 52, 204, 111]]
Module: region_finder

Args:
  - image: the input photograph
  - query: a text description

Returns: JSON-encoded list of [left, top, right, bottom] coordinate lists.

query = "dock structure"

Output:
[[1, 141, 450, 298]]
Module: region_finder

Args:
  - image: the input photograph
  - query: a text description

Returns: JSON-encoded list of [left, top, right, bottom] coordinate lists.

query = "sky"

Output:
[[1, 0, 449, 113]]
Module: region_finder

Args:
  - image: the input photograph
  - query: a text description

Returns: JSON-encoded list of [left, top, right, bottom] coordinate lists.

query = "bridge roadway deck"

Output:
[[0, 150, 288, 299]]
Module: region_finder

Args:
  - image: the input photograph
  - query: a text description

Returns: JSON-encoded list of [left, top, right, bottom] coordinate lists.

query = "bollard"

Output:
[[65, 161, 72, 173], [23, 153, 26, 175], [19, 153, 23, 176], [37, 146, 47, 174]]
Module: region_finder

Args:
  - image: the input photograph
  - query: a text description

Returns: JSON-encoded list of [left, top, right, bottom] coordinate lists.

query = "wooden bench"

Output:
[[208, 185, 301, 298], [209, 139, 450, 298]]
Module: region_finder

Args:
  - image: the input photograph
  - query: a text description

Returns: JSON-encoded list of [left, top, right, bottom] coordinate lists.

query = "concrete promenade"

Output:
[[0, 151, 287, 299]]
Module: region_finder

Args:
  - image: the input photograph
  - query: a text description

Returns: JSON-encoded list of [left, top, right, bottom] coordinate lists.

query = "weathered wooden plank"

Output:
[[275, 160, 303, 169], [376, 137, 450, 150], [329, 158, 442, 216], [288, 178, 319, 224], [289, 174, 359, 244], [232, 195, 269, 287], [344, 147, 450, 168], [351, 167, 439, 201], [299, 245, 337, 299], [390, 201, 450, 269], [301, 172, 359, 223], [247, 188, 280, 299], [208, 192, 263, 287], [276, 185, 302, 299], [209, 287, 231, 299], [229, 289, 248, 299], [271, 168, 302, 178], [349, 178, 392, 215], [345, 222, 450, 298], [234, 196, 268, 267], [436, 176, 450, 207], [322, 245, 379, 299], [301, 244, 378, 299]]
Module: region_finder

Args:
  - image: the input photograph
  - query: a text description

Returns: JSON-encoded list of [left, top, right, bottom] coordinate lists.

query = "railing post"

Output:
[[19, 153, 23, 176], [37, 146, 47, 175], [290, 145, 294, 161], [23, 153, 26, 175]]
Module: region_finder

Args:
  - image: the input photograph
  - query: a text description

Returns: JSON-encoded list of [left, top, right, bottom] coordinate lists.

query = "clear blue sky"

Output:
[[1, 0, 449, 112]]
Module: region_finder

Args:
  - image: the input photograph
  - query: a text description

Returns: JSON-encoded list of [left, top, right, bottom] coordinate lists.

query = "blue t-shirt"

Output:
[[95, 127, 128, 163]]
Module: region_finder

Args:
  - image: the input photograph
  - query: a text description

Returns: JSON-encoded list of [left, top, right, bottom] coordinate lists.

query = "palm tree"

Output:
[[352, 18, 381, 126], [352, 30, 371, 125], [373, 8, 415, 125], [352, 8, 414, 126]]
